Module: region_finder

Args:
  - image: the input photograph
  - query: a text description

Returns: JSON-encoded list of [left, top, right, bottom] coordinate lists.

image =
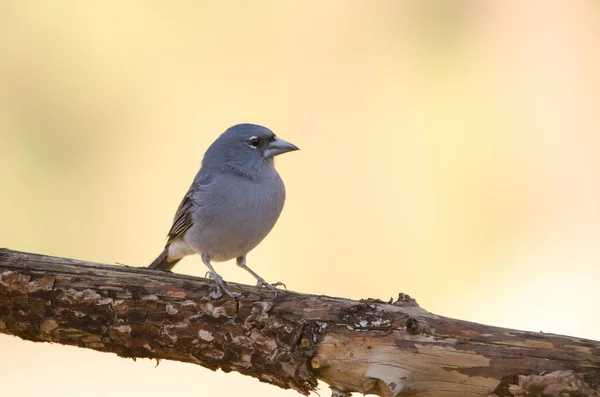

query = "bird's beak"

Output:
[[263, 137, 300, 158]]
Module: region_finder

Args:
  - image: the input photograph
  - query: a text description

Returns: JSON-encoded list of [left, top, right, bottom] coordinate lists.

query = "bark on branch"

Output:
[[0, 248, 599, 397]]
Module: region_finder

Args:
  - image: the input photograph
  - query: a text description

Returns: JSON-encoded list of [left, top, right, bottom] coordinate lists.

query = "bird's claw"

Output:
[[255, 278, 286, 297], [205, 271, 241, 299]]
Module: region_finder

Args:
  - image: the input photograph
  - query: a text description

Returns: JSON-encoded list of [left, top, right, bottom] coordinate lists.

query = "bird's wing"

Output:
[[166, 185, 195, 245], [165, 171, 213, 246]]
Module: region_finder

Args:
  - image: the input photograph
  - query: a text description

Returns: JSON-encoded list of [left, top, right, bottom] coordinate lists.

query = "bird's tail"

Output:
[[148, 248, 180, 271]]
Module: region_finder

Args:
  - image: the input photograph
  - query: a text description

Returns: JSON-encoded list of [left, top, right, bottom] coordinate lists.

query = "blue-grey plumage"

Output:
[[148, 123, 299, 299]]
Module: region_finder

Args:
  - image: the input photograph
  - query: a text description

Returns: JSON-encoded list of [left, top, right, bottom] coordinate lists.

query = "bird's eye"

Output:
[[248, 137, 260, 147]]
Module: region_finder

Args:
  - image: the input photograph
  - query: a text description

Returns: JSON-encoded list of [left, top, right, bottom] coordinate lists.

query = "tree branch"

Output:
[[0, 248, 598, 396]]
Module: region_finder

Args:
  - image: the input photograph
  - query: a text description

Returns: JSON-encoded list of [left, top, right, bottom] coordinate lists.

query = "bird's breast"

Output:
[[186, 172, 286, 261]]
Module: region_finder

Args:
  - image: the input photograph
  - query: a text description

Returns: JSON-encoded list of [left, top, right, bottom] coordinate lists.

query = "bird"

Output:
[[148, 123, 299, 299]]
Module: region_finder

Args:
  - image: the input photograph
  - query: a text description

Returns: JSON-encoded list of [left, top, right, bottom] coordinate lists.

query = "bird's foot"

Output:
[[205, 272, 241, 299], [255, 277, 286, 297], [205, 271, 236, 287]]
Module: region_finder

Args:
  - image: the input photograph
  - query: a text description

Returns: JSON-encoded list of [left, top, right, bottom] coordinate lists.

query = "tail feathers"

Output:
[[148, 248, 180, 271]]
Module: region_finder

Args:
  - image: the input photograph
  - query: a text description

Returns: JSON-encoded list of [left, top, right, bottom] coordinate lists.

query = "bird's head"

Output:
[[203, 123, 299, 178]]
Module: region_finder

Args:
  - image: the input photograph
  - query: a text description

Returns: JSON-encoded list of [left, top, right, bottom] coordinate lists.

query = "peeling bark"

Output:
[[0, 249, 599, 397]]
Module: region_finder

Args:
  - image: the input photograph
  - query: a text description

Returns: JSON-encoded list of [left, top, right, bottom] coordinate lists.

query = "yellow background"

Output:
[[1, 2, 599, 396]]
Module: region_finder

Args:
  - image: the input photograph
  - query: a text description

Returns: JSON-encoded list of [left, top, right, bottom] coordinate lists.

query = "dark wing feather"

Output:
[[166, 185, 195, 245], [165, 172, 212, 246]]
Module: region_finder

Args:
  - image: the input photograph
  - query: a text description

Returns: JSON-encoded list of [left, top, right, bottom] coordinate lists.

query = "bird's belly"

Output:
[[189, 220, 275, 262], [184, 180, 284, 262]]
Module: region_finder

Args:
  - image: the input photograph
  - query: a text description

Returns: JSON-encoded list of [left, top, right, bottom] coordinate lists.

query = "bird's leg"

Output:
[[201, 253, 241, 299], [236, 256, 286, 296]]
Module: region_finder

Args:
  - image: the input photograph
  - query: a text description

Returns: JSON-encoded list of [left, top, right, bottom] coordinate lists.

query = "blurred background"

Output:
[[1, 1, 599, 396]]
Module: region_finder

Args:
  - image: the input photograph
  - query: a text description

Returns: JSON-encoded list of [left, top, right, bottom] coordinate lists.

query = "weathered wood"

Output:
[[0, 248, 598, 396]]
